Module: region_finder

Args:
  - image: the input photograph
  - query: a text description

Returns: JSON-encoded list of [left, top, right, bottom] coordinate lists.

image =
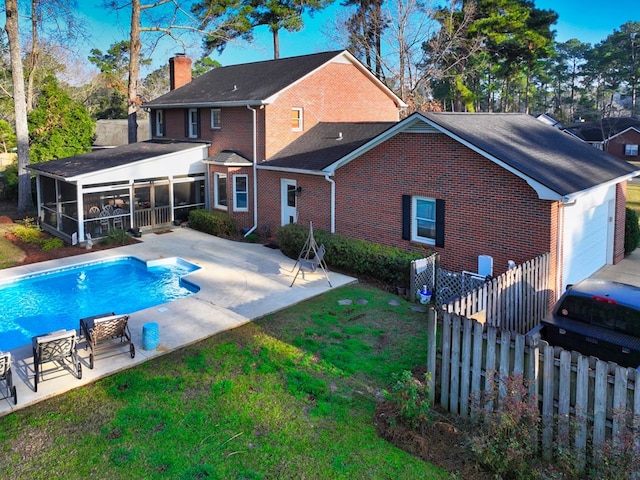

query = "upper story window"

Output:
[[155, 110, 165, 137], [625, 144, 639, 156], [214, 172, 227, 210], [188, 108, 199, 138], [291, 107, 303, 131], [211, 108, 221, 129], [233, 174, 248, 212]]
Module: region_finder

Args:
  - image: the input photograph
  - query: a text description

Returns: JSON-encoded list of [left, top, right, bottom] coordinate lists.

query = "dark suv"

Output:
[[540, 278, 640, 368]]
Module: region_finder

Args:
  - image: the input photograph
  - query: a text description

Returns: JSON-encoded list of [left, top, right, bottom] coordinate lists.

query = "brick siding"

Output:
[[606, 130, 640, 160], [263, 61, 400, 158], [614, 182, 627, 264], [256, 133, 559, 286]]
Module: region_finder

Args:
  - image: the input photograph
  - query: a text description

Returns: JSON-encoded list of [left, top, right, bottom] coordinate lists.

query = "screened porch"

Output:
[[28, 140, 210, 244]]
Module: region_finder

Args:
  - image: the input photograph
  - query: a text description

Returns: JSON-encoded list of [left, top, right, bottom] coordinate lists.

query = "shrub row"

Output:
[[13, 218, 64, 251], [188, 209, 237, 237], [277, 223, 428, 286], [625, 207, 640, 255]]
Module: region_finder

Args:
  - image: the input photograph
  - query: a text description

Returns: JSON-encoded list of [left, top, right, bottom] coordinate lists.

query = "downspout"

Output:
[[556, 202, 564, 299], [324, 174, 335, 233], [245, 105, 258, 236]]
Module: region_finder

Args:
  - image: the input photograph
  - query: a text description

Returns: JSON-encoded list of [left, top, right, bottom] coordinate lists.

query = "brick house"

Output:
[[144, 50, 406, 233], [28, 50, 404, 244], [564, 117, 640, 161], [259, 112, 639, 299], [28, 51, 639, 301]]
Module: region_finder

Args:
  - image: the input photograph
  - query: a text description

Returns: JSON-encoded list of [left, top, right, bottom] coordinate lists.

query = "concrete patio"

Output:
[[5, 226, 639, 418], [0, 227, 356, 416]]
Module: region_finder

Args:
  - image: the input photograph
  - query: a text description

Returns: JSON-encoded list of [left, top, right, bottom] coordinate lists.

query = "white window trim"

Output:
[[625, 144, 639, 156], [292, 107, 303, 132], [188, 108, 199, 138], [411, 196, 436, 245], [155, 110, 164, 137], [233, 174, 249, 212], [213, 172, 227, 210], [211, 108, 221, 129]]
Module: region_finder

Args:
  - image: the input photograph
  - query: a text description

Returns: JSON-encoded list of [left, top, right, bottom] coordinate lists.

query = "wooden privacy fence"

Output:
[[426, 309, 640, 468], [444, 253, 551, 335]]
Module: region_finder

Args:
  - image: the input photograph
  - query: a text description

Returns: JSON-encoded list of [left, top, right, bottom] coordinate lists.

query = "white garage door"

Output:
[[561, 185, 615, 291]]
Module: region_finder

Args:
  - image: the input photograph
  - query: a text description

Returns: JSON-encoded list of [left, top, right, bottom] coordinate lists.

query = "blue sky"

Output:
[[76, 0, 639, 72]]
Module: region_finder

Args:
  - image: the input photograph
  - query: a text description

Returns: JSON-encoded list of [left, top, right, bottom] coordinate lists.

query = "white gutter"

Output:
[[256, 165, 329, 176], [324, 174, 336, 233], [560, 170, 640, 204], [245, 105, 258, 237], [144, 100, 268, 109]]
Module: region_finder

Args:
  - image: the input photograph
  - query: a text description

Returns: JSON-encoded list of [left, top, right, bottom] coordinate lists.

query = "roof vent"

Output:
[[336, 132, 343, 141]]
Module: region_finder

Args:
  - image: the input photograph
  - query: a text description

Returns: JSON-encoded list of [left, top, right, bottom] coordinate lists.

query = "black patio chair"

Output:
[[80, 313, 135, 369], [0, 352, 17, 405], [32, 329, 82, 392]]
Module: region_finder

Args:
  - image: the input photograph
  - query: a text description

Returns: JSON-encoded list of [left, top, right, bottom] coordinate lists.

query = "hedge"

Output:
[[277, 223, 429, 286], [625, 207, 640, 255], [188, 209, 237, 237]]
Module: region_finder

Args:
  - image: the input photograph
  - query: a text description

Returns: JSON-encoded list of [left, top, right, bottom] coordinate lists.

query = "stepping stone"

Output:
[[338, 299, 352, 306], [388, 299, 401, 306], [410, 305, 428, 313], [356, 298, 368, 305]]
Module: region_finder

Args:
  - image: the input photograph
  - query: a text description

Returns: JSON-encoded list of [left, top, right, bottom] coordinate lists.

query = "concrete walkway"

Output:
[[591, 249, 640, 288], [0, 228, 355, 416]]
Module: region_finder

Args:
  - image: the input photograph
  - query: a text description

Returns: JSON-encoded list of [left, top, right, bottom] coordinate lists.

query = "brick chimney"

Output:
[[169, 54, 192, 90]]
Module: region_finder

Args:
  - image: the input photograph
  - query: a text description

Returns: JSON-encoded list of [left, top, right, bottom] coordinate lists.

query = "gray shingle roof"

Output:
[[144, 50, 347, 108], [28, 140, 208, 179], [563, 117, 640, 142], [421, 112, 639, 197], [260, 122, 396, 171], [205, 150, 252, 165]]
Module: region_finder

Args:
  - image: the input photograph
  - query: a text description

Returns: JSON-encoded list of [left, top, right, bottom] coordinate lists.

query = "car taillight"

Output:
[[592, 295, 616, 304]]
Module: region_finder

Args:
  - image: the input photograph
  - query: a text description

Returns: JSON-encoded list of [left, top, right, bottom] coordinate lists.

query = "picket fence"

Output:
[[427, 309, 640, 467], [444, 253, 551, 334], [428, 270, 640, 470]]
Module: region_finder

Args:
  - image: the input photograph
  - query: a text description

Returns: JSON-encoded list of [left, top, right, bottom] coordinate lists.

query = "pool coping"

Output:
[[0, 227, 356, 416]]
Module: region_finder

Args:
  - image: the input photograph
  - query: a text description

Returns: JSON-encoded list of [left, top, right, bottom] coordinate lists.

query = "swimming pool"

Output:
[[0, 256, 201, 351]]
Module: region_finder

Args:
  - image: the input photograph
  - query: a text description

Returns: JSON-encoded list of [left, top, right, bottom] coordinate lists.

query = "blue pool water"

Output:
[[0, 256, 200, 351]]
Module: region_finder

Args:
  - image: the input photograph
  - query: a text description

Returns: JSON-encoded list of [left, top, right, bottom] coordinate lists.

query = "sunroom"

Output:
[[27, 140, 210, 244]]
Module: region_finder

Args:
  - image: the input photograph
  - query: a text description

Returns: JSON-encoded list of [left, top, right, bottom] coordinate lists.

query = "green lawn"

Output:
[[0, 224, 24, 268], [0, 285, 448, 480], [628, 183, 640, 217]]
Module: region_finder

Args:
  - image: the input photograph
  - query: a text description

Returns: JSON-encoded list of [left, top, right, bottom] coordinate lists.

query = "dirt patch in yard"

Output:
[[374, 401, 495, 479]]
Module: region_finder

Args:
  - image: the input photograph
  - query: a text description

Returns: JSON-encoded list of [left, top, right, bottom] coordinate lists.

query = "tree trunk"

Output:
[[128, 0, 141, 144], [26, 0, 39, 112], [5, 0, 32, 214], [272, 27, 280, 60]]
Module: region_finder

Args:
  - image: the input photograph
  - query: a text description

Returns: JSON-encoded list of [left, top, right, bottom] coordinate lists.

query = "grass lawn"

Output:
[[0, 224, 24, 268], [628, 183, 640, 217], [0, 284, 448, 479]]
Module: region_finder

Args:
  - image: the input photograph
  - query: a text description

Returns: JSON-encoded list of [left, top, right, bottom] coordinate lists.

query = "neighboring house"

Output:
[[258, 112, 639, 298], [27, 50, 640, 303], [564, 117, 640, 161], [535, 113, 562, 128]]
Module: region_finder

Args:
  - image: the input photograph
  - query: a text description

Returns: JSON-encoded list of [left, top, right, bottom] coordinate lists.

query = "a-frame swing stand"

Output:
[[290, 222, 332, 287]]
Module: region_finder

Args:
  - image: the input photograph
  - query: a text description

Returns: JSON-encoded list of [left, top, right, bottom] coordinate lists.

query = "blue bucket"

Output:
[[142, 322, 159, 350]]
